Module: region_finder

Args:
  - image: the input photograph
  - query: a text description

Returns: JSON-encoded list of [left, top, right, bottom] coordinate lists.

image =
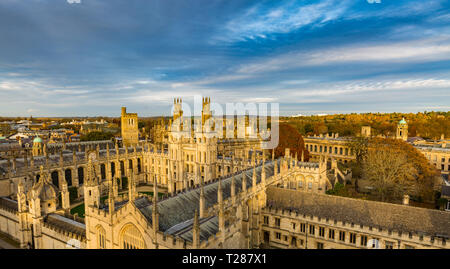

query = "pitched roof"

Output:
[[0, 197, 18, 213], [266, 186, 450, 238], [135, 160, 277, 234], [44, 213, 86, 238]]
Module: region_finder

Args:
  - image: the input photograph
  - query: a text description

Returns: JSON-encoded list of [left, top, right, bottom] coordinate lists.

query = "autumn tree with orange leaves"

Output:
[[272, 123, 310, 161], [362, 138, 439, 203]]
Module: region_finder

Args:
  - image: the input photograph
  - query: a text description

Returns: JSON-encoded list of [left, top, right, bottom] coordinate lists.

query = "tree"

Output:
[[326, 182, 349, 197], [362, 145, 416, 202], [314, 122, 328, 135], [347, 136, 368, 165], [362, 138, 439, 203], [273, 123, 310, 161]]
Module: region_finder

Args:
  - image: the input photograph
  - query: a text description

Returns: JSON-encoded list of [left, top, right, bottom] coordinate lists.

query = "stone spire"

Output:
[[242, 173, 247, 193], [231, 172, 236, 203], [252, 164, 257, 188], [72, 150, 77, 164], [106, 143, 110, 159], [61, 177, 70, 212], [59, 151, 64, 167], [261, 156, 266, 186], [43, 143, 48, 157], [108, 178, 115, 215], [218, 178, 225, 233], [86, 158, 97, 186], [218, 178, 223, 205], [17, 181, 27, 213], [96, 144, 100, 159], [192, 210, 200, 248], [152, 176, 159, 248], [167, 161, 173, 194], [199, 177, 206, 218], [127, 168, 136, 201]]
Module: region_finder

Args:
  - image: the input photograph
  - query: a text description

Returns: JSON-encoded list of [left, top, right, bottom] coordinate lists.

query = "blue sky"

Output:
[[0, 0, 449, 117]]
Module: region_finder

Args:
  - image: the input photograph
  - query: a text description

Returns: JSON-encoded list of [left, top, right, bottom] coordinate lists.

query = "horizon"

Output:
[[1, 110, 449, 119], [0, 0, 449, 116]]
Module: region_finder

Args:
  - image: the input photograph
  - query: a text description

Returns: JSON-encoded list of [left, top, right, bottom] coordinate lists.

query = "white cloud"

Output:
[[216, 0, 351, 42], [281, 78, 450, 101], [236, 38, 450, 74]]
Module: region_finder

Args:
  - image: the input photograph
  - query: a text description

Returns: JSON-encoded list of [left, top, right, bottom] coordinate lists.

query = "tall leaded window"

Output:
[[120, 224, 146, 249], [96, 225, 106, 249]]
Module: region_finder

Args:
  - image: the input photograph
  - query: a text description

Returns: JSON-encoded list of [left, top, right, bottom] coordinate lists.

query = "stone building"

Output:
[[262, 186, 450, 249], [0, 147, 449, 249], [304, 119, 450, 176], [0, 100, 449, 249], [396, 118, 408, 141], [304, 133, 355, 163], [31, 136, 43, 157], [361, 126, 371, 138], [121, 107, 139, 147]]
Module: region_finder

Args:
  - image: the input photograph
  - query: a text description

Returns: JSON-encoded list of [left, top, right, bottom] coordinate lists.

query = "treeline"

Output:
[[285, 111, 450, 140]]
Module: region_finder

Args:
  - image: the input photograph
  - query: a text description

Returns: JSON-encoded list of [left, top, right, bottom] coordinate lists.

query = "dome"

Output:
[[33, 136, 42, 143], [30, 183, 58, 202], [29, 167, 59, 203], [399, 118, 407, 125]]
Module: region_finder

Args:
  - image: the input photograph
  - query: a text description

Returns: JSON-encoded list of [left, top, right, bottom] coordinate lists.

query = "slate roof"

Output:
[[0, 197, 18, 213], [165, 215, 219, 242], [135, 160, 277, 236], [44, 213, 86, 238], [266, 187, 450, 238]]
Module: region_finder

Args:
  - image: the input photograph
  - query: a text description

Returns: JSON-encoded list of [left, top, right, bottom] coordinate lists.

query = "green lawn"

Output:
[[70, 203, 85, 218], [70, 195, 110, 218], [138, 192, 165, 199]]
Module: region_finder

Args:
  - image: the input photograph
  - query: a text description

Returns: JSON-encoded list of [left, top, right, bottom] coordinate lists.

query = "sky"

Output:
[[0, 0, 449, 117]]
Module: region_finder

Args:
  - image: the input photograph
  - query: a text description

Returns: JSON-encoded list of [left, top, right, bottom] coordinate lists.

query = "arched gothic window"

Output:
[[120, 224, 146, 249], [96, 225, 106, 249]]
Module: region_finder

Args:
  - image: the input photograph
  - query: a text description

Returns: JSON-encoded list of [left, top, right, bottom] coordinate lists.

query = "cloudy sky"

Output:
[[0, 0, 449, 117]]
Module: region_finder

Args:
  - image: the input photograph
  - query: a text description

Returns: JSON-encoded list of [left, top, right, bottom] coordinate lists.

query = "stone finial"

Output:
[[252, 165, 257, 188], [199, 182, 205, 218], [193, 210, 200, 248], [403, 194, 410, 206], [231, 173, 236, 200]]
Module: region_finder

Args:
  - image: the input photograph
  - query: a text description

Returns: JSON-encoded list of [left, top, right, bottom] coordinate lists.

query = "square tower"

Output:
[[121, 107, 139, 146], [361, 126, 371, 137], [396, 118, 408, 141]]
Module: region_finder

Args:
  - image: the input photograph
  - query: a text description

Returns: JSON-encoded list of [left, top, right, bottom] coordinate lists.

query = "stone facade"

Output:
[[305, 120, 450, 176], [121, 107, 139, 147], [1, 149, 448, 249], [1, 103, 449, 249], [261, 187, 449, 249]]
